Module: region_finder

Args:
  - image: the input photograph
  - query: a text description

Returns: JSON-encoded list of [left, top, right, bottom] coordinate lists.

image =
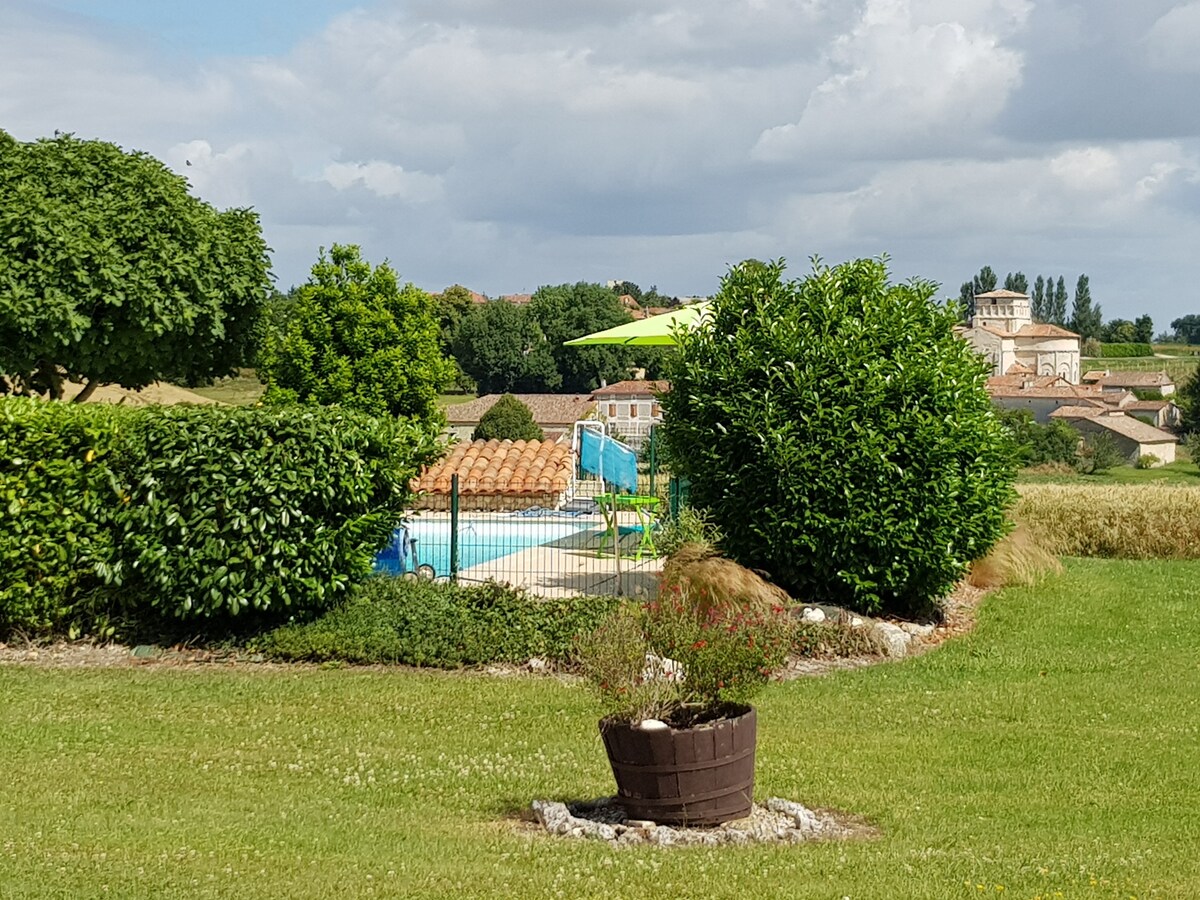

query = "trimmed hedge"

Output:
[[0, 399, 125, 632], [256, 577, 619, 666], [1098, 343, 1155, 358], [0, 398, 442, 636]]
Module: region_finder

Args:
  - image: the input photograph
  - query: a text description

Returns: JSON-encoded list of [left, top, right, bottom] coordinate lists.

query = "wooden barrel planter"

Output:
[[599, 705, 756, 826]]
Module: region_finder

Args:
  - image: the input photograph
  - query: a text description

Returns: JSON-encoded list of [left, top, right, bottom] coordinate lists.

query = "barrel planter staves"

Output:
[[599, 704, 756, 826]]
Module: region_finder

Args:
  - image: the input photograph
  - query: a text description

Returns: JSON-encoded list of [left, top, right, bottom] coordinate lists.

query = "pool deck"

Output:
[[410, 511, 663, 598]]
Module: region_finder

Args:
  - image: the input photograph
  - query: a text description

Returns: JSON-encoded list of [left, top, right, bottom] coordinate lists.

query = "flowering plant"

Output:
[[575, 585, 792, 726]]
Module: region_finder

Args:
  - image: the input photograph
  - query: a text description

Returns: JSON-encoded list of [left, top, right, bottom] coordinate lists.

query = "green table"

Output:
[[594, 493, 660, 560]]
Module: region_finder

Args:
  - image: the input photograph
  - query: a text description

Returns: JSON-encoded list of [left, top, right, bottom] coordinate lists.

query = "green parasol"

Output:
[[563, 302, 711, 346]]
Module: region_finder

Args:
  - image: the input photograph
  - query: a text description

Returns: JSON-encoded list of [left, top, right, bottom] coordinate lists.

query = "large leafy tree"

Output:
[[1170, 314, 1200, 344], [1134, 314, 1154, 344], [452, 299, 561, 394], [258, 244, 451, 424], [0, 131, 271, 400], [661, 257, 1015, 619], [528, 282, 635, 392]]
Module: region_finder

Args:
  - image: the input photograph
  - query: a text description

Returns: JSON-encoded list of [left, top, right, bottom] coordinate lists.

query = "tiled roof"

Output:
[[499, 293, 532, 305], [1095, 372, 1174, 388], [1005, 362, 1036, 375], [1048, 406, 1104, 419], [415, 439, 573, 496], [446, 394, 596, 427], [1073, 414, 1177, 444], [1014, 323, 1079, 338], [1126, 400, 1171, 411], [986, 381, 1109, 401], [987, 374, 1064, 390], [591, 380, 670, 398], [975, 289, 1029, 300], [1081, 370, 1108, 382]]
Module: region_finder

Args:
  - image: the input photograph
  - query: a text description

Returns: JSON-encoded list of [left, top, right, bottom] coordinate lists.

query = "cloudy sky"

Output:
[[3, 0, 1199, 325]]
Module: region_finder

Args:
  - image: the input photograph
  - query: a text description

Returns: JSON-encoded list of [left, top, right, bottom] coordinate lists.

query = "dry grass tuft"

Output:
[[1016, 483, 1200, 559], [968, 522, 1062, 589], [659, 542, 791, 617]]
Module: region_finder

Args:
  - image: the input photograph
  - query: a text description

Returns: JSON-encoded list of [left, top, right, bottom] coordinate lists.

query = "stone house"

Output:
[[985, 375, 1134, 424], [1048, 410, 1178, 466], [1080, 370, 1176, 397], [591, 380, 669, 450]]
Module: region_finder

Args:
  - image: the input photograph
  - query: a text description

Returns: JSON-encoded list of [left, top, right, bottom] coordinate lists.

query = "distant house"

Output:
[[412, 438, 574, 510], [1049, 410, 1178, 466], [960, 289, 1082, 383], [1080, 369, 1175, 397], [1122, 399, 1182, 430], [445, 394, 597, 442], [592, 380, 669, 450]]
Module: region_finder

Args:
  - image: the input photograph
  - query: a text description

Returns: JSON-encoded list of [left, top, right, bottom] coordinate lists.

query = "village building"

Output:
[[985, 375, 1134, 424], [444, 394, 596, 442], [1080, 369, 1176, 397], [960, 289, 1082, 383], [1048, 410, 1178, 466], [591, 380, 668, 450]]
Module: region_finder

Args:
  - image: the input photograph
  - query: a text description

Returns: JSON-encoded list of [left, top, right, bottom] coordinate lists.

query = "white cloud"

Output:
[[321, 160, 443, 202], [1144, 2, 1200, 73], [753, 0, 1027, 162]]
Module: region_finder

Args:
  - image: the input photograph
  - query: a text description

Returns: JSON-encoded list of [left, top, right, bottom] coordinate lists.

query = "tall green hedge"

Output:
[[1097, 343, 1154, 358], [0, 399, 125, 632], [0, 399, 443, 635]]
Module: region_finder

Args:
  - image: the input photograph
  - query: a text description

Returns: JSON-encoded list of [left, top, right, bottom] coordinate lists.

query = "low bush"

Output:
[[1016, 483, 1200, 559], [1097, 343, 1155, 358], [257, 577, 619, 666], [997, 409, 1079, 468], [1075, 432, 1125, 474], [472, 394, 543, 442]]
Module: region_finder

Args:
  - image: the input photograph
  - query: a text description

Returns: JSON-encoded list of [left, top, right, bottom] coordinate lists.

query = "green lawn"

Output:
[[1019, 458, 1200, 485], [3, 559, 1199, 898], [185, 370, 265, 406]]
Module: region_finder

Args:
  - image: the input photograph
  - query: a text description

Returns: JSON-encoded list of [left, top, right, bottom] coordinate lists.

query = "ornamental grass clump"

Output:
[[576, 589, 791, 726]]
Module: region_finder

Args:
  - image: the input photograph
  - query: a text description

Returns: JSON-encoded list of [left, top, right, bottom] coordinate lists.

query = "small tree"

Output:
[[1134, 314, 1155, 344], [472, 395, 544, 442], [661, 257, 1016, 619], [258, 245, 451, 425], [1178, 367, 1200, 435], [0, 131, 271, 400]]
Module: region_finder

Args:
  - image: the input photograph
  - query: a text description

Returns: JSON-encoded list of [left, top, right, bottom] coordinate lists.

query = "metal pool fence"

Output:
[[373, 474, 690, 598]]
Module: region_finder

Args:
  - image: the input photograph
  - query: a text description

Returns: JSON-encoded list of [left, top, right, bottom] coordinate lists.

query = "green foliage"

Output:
[[1050, 276, 1068, 327], [259, 245, 451, 424], [1134, 314, 1155, 344], [1075, 432, 1124, 475], [0, 131, 271, 397], [451, 300, 561, 394], [1170, 314, 1200, 344], [0, 399, 442, 637], [472, 394, 544, 442], [661, 257, 1017, 618], [1135, 453, 1160, 470], [1070, 274, 1102, 342], [654, 506, 724, 559], [1178, 366, 1200, 434], [996, 409, 1079, 467], [1097, 342, 1154, 358], [258, 577, 618, 666], [0, 398, 124, 633], [576, 591, 792, 723], [528, 282, 635, 392]]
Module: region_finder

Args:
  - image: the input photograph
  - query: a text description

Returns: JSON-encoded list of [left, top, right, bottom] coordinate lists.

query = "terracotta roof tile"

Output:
[[1072, 414, 1178, 444], [974, 289, 1029, 300], [1014, 323, 1080, 338], [1094, 372, 1174, 388], [1048, 406, 1104, 419], [415, 438, 573, 497], [446, 394, 597, 427], [591, 379, 670, 398]]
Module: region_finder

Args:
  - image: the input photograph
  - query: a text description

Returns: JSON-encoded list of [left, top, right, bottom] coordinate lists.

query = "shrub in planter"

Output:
[[660, 257, 1016, 618], [576, 590, 791, 824]]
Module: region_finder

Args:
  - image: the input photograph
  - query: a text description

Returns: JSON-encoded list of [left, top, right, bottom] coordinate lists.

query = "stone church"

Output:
[[959, 288, 1081, 383]]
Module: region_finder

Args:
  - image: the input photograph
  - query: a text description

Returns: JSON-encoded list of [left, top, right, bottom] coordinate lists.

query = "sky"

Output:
[[3, 0, 1199, 326]]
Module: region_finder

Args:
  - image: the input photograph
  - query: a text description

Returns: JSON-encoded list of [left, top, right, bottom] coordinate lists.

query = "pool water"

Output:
[[373, 518, 597, 578]]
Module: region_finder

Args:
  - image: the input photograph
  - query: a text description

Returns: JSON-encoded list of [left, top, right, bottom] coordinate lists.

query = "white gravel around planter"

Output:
[[530, 797, 872, 847]]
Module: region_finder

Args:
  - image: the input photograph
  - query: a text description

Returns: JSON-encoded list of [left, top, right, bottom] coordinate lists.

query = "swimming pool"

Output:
[[373, 517, 598, 578]]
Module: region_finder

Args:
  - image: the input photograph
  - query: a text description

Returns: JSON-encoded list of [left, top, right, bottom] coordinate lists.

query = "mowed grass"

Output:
[[3, 559, 1200, 899], [1017, 459, 1200, 485]]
